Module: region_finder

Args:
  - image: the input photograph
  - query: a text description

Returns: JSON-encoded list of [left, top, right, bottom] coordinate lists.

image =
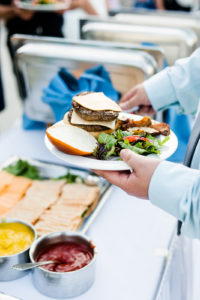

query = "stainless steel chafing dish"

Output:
[[80, 17, 198, 65], [14, 36, 157, 123], [12, 34, 164, 71], [114, 11, 200, 45]]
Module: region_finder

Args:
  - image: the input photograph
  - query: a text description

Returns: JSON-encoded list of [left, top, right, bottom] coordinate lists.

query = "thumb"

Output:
[[120, 149, 143, 172]]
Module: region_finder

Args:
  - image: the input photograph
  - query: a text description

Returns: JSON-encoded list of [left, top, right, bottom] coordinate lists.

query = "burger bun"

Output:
[[46, 122, 97, 156]]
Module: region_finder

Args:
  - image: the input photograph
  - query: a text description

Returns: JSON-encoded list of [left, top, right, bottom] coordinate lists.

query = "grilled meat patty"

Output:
[[68, 109, 110, 132], [72, 100, 119, 121]]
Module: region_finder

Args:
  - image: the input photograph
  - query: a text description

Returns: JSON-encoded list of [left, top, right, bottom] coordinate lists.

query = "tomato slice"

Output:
[[123, 136, 148, 143]]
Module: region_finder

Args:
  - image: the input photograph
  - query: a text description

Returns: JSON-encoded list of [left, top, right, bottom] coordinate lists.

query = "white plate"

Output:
[[17, 1, 70, 11], [45, 113, 178, 171]]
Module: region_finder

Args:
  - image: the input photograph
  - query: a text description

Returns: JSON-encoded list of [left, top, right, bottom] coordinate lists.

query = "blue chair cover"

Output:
[[134, 0, 156, 10]]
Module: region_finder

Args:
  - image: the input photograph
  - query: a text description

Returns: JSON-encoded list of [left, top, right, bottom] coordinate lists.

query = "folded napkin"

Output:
[[22, 65, 120, 130], [42, 65, 120, 123]]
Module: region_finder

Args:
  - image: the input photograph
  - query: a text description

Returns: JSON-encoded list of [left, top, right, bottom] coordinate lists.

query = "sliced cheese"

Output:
[[128, 127, 159, 134], [73, 92, 121, 112], [70, 110, 116, 130]]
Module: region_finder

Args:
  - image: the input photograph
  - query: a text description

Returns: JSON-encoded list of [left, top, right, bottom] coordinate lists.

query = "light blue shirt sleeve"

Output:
[[149, 161, 200, 239], [143, 48, 200, 115], [144, 48, 200, 238]]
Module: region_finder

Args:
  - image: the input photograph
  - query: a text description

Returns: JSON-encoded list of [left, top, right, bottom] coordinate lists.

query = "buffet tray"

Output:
[[0, 291, 22, 300], [0, 156, 113, 234]]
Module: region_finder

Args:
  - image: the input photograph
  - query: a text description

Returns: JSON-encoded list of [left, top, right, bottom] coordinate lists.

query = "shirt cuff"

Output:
[[148, 161, 192, 221], [143, 68, 178, 111]]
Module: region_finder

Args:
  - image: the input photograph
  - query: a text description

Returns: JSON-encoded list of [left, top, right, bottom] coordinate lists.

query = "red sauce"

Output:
[[36, 242, 93, 272]]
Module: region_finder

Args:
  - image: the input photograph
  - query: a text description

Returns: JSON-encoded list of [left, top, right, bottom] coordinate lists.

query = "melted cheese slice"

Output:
[[71, 110, 116, 130], [73, 92, 121, 112]]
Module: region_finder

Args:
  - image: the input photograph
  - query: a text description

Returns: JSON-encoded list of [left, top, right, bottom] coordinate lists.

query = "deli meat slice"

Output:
[[35, 204, 85, 236], [4, 180, 65, 223], [0, 171, 14, 193], [60, 184, 100, 206], [35, 183, 100, 235], [0, 174, 32, 215]]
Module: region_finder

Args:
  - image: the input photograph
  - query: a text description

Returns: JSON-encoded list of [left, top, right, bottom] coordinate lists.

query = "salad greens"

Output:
[[53, 172, 83, 183], [3, 159, 42, 180], [93, 130, 169, 160], [3, 159, 83, 183]]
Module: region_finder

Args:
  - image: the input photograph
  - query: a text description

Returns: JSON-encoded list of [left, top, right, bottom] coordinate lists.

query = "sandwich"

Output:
[[63, 92, 122, 138]]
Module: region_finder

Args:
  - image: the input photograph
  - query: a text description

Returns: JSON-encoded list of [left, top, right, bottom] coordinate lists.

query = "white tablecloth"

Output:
[[0, 125, 178, 300]]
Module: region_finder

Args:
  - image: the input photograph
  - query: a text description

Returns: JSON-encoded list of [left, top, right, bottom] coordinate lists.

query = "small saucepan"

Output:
[[29, 231, 97, 298], [0, 218, 36, 281]]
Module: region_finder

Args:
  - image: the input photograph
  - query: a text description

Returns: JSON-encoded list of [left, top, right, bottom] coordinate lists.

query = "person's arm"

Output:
[[94, 149, 200, 239], [149, 160, 200, 238], [0, 4, 15, 21], [105, 0, 109, 11], [0, 1, 34, 21], [68, 0, 98, 15], [155, 0, 165, 9], [120, 48, 200, 116]]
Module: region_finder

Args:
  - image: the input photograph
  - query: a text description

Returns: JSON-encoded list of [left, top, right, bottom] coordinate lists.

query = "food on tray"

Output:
[[46, 92, 171, 161], [0, 171, 14, 193], [117, 116, 170, 136], [3, 159, 42, 180], [94, 129, 170, 160], [64, 92, 122, 138], [0, 171, 32, 215], [0, 160, 101, 235], [31, 0, 65, 5], [93, 115, 170, 160], [0, 221, 34, 256], [151, 122, 170, 136], [34, 0, 58, 4], [3, 159, 82, 182], [35, 183, 100, 236], [5, 180, 66, 224], [46, 122, 97, 155], [35, 241, 93, 272]]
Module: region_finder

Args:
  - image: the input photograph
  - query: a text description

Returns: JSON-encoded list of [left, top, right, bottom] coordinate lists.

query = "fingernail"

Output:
[[119, 103, 127, 109], [120, 149, 129, 159]]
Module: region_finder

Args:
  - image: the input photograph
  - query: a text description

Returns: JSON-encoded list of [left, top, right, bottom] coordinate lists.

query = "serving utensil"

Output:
[[84, 174, 100, 186], [12, 260, 57, 271]]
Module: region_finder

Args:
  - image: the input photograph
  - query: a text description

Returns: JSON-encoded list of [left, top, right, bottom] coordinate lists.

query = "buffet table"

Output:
[[0, 124, 185, 300]]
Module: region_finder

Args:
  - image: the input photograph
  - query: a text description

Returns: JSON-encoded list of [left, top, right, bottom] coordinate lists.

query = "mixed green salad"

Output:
[[3, 159, 83, 182], [93, 130, 169, 160]]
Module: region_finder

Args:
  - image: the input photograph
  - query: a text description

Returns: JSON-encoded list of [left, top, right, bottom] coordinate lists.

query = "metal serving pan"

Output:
[[109, 7, 200, 17], [0, 156, 112, 234], [0, 292, 22, 300], [114, 12, 200, 45], [15, 38, 157, 123], [80, 17, 198, 65], [12, 34, 164, 71]]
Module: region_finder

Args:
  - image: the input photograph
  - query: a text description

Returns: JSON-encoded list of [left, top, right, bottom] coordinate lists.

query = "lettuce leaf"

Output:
[[3, 159, 42, 180]]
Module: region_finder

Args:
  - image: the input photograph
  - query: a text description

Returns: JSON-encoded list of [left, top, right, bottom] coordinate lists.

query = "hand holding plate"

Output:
[[93, 149, 161, 199]]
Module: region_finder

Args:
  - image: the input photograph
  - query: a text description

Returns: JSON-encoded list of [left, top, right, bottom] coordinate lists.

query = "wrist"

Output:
[[81, 0, 89, 10], [143, 68, 177, 111]]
